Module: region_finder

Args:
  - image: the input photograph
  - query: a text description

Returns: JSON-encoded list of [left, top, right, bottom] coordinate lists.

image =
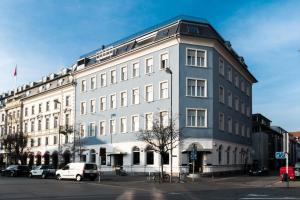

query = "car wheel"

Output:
[[41, 173, 47, 179], [10, 172, 15, 177], [29, 173, 33, 178], [56, 174, 62, 180], [76, 175, 82, 182]]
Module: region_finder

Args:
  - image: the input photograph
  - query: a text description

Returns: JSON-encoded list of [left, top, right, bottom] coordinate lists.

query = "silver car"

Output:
[[29, 165, 56, 179]]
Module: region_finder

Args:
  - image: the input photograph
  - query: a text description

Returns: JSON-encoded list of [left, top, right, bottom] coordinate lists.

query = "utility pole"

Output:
[[285, 131, 289, 188]]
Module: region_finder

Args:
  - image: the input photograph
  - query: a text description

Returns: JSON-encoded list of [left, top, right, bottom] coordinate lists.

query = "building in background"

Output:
[[74, 15, 257, 175]]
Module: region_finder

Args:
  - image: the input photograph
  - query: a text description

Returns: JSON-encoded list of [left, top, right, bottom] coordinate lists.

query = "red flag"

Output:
[[13, 66, 17, 77]]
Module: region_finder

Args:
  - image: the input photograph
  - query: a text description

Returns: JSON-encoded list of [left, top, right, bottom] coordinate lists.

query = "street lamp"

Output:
[[164, 67, 173, 183]]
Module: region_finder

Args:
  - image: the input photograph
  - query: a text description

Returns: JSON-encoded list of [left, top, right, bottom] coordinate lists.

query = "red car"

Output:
[[280, 166, 295, 181]]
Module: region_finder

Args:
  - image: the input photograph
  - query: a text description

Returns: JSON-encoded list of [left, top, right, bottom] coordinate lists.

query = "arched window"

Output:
[[218, 145, 222, 165], [132, 146, 140, 165], [226, 147, 231, 165], [233, 147, 237, 164], [145, 146, 154, 165]]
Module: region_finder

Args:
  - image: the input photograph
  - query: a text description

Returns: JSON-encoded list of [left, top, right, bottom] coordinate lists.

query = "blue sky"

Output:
[[0, 0, 299, 131]]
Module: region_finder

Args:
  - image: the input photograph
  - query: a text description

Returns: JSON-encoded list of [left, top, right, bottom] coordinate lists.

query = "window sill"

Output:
[[185, 64, 207, 68]]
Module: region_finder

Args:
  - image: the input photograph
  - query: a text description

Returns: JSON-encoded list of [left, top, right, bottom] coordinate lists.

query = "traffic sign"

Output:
[[275, 151, 286, 159]]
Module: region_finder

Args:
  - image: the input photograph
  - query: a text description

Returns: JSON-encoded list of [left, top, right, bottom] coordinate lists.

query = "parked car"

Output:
[[248, 166, 269, 176], [280, 166, 295, 181], [1, 165, 30, 177], [29, 165, 56, 179], [294, 162, 300, 178], [56, 163, 98, 181]]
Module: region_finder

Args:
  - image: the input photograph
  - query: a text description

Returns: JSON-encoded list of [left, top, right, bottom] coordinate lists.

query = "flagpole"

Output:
[[14, 65, 17, 92]]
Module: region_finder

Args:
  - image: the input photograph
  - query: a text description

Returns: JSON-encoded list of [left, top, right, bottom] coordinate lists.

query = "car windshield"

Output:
[[32, 166, 40, 170], [85, 164, 97, 170], [40, 165, 49, 169], [6, 165, 17, 170]]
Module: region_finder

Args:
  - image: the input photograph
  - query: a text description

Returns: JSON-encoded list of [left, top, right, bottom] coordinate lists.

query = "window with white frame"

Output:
[[145, 85, 153, 102], [160, 81, 168, 99], [31, 120, 35, 132], [110, 119, 116, 134], [90, 99, 96, 113], [186, 108, 207, 127], [110, 70, 117, 84], [186, 49, 206, 67], [90, 77, 96, 90], [89, 123, 96, 137], [219, 86, 225, 103], [145, 113, 153, 130], [80, 102, 86, 115], [219, 58, 225, 76], [227, 117, 232, 133], [110, 94, 116, 109], [234, 96, 239, 111], [219, 112, 225, 131], [65, 96, 70, 107], [38, 119, 42, 131], [99, 96, 106, 111], [120, 117, 127, 133], [54, 116, 59, 128], [132, 88, 139, 104], [228, 90, 232, 107], [228, 67, 232, 82], [80, 124, 85, 137], [235, 122, 239, 135], [187, 78, 206, 97], [81, 80, 87, 92], [132, 62, 139, 77], [160, 111, 168, 127], [100, 73, 106, 87], [120, 66, 127, 81], [160, 53, 168, 69], [131, 115, 139, 132], [120, 91, 127, 107], [99, 121, 105, 135], [46, 102, 50, 112], [45, 118, 50, 130], [234, 74, 239, 88], [145, 58, 153, 74]]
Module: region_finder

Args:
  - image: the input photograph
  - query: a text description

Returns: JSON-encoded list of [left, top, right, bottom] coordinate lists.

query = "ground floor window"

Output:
[[146, 151, 154, 165], [162, 152, 169, 165], [132, 147, 140, 165]]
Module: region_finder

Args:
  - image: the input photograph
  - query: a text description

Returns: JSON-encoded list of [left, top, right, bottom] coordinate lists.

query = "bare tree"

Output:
[[1, 132, 28, 165], [137, 119, 180, 179]]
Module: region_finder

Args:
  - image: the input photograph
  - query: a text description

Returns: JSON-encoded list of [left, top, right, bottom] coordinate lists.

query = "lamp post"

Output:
[[54, 99, 62, 167], [164, 67, 173, 183]]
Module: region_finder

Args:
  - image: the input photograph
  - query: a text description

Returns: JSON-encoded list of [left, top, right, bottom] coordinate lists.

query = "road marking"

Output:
[[240, 197, 300, 200], [247, 194, 269, 197], [116, 190, 135, 200]]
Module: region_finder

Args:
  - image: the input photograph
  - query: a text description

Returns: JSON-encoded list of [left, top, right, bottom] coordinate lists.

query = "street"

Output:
[[1, 175, 300, 200]]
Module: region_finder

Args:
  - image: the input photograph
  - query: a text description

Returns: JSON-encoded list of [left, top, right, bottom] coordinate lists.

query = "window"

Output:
[[241, 124, 245, 137], [241, 80, 245, 92], [1, 114, 4, 122], [234, 96, 239, 111], [246, 85, 250, 96], [31, 120, 35, 132], [100, 73, 106, 87], [120, 91, 127, 107], [65, 114, 70, 126], [234, 74, 239, 88], [246, 106, 251, 117], [100, 148, 106, 165], [45, 118, 50, 130], [228, 67, 232, 82], [145, 113, 153, 130], [186, 108, 207, 127], [132, 147, 140, 165], [132, 62, 139, 77], [99, 121, 105, 135], [65, 135, 68, 144], [38, 103, 42, 113], [132, 88, 139, 104], [131, 115, 139, 132], [46, 101, 50, 112], [99, 97, 106, 111], [218, 145, 222, 164], [109, 119, 116, 134], [90, 99, 96, 113], [31, 106, 35, 115], [160, 111, 168, 127], [80, 124, 85, 137], [145, 85, 153, 102], [219, 58, 225, 76], [227, 117, 232, 133], [145, 58, 153, 74], [162, 152, 169, 165], [219, 86, 225, 103], [110, 94, 116, 109], [89, 123, 96, 137], [54, 116, 58, 128], [65, 96, 70, 107], [37, 138, 41, 146], [81, 102, 87, 115], [219, 113, 225, 131], [187, 78, 206, 97], [38, 120, 42, 131], [120, 117, 127, 133], [160, 53, 168, 69], [81, 80, 87, 92], [53, 136, 57, 145], [228, 91, 232, 107], [25, 108, 28, 117], [120, 66, 127, 81], [226, 147, 230, 165], [160, 81, 168, 99], [110, 70, 116, 84], [24, 123, 28, 133], [54, 99, 59, 109], [90, 77, 96, 90], [186, 49, 206, 67], [247, 127, 250, 138], [146, 149, 154, 165], [45, 137, 48, 145], [241, 101, 245, 114], [235, 122, 239, 135]]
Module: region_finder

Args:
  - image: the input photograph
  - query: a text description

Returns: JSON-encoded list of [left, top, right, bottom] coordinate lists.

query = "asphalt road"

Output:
[[1, 175, 300, 200]]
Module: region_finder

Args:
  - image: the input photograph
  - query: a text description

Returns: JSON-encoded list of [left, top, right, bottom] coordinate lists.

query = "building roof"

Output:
[[290, 132, 300, 138]]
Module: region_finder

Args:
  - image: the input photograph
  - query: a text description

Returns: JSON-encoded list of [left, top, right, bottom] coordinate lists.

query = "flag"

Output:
[[13, 66, 17, 77]]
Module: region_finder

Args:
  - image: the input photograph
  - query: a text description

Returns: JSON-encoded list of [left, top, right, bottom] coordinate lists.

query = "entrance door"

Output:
[[114, 155, 123, 167], [189, 151, 203, 173]]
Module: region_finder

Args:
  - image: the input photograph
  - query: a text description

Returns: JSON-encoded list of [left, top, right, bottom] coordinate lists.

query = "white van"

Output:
[[56, 163, 98, 181]]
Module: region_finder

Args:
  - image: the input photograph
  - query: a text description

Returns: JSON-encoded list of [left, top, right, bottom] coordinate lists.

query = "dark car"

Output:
[[29, 165, 56, 179], [248, 166, 269, 176], [1, 165, 30, 177]]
